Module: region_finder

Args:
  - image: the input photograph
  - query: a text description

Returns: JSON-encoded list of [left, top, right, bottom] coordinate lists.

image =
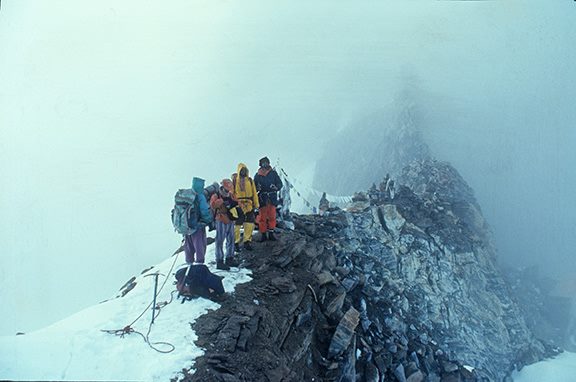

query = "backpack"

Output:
[[175, 264, 225, 301], [171, 189, 199, 235], [203, 182, 220, 201]]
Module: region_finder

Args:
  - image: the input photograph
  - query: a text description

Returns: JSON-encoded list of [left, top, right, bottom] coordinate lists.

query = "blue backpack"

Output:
[[171, 189, 199, 235]]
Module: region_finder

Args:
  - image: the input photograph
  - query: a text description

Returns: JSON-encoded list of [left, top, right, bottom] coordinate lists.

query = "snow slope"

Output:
[[1, 242, 575, 381], [513, 351, 576, 382], [0, 245, 251, 381]]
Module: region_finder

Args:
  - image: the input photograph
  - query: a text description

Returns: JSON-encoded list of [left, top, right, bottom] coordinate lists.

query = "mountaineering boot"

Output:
[[268, 231, 277, 241], [244, 241, 253, 251], [216, 260, 230, 271], [259, 232, 268, 242], [225, 257, 239, 267], [234, 243, 242, 253]]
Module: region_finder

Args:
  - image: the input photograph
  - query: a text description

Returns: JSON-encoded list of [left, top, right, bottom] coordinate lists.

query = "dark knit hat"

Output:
[[259, 156, 270, 167]]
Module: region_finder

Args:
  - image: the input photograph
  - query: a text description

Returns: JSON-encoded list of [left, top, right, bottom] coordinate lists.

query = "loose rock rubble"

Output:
[[182, 159, 554, 382]]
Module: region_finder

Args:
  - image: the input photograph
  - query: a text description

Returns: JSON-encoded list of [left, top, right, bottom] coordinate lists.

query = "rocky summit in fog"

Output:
[[314, 103, 431, 195], [184, 158, 556, 382]]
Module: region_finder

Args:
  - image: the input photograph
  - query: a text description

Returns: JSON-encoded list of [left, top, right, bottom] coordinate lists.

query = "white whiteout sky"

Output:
[[1, 0, 575, 338]]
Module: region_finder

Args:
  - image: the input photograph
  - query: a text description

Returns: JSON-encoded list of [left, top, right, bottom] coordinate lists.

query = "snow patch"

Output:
[[513, 352, 576, 382], [0, 245, 251, 381]]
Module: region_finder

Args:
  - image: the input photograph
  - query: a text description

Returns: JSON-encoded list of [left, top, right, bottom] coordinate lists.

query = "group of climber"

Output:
[[179, 156, 283, 271]]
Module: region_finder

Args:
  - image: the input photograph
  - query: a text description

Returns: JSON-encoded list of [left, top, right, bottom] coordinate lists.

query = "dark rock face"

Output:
[[184, 160, 551, 382], [397, 159, 492, 250]]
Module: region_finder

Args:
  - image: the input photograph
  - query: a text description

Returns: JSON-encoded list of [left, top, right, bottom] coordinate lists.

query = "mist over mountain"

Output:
[[1, 0, 574, 342], [314, 102, 431, 195], [314, 93, 576, 285], [2, 150, 566, 381]]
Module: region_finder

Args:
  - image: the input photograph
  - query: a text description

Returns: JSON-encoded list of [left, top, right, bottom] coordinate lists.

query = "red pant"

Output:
[[258, 204, 277, 233]]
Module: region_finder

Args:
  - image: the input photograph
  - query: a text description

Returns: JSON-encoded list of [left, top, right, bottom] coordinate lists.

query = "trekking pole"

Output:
[[144, 272, 162, 324]]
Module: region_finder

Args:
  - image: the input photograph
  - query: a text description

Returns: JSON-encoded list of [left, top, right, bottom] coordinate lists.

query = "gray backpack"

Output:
[[171, 189, 198, 235]]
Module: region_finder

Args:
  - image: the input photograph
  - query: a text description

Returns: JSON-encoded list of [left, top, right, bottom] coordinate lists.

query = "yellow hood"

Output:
[[237, 163, 249, 177]]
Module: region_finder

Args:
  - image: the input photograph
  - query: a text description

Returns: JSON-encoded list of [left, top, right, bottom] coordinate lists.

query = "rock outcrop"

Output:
[[183, 159, 552, 382]]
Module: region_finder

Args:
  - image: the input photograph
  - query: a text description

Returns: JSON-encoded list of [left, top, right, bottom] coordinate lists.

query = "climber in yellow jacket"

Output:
[[232, 163, 259, 251]]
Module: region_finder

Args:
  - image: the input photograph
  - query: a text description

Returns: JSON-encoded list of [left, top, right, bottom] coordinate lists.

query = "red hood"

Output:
[[257, 167, 272, 176]]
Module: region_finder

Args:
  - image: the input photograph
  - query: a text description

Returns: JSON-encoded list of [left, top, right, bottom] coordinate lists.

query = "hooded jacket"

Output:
[[254, 166, 283, 206], [192, 177, 213, 226], [232, 163, 259, 213]]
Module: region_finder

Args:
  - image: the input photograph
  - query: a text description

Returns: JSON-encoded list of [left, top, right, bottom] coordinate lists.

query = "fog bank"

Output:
[[1, 0, 575, 335]]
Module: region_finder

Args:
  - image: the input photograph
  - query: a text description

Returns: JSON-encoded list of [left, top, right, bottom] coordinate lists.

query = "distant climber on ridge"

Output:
[[319, 192, 329, 216], [254, 156, 283, 242], [379, 173, 395, 202]]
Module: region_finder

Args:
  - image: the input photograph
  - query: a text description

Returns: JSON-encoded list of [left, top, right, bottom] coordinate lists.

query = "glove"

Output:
[[270, 184, 277, 191]]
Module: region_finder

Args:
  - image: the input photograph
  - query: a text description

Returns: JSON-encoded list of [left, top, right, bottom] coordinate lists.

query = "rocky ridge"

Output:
[[183, 159, 552, 382]]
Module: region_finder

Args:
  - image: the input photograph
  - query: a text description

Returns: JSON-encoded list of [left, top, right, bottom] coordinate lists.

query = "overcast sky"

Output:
[[1, 0, 575, 335]]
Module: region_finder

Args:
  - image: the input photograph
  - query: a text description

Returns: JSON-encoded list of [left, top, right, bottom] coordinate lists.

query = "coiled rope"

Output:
[[101, 247, 181, 353]]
